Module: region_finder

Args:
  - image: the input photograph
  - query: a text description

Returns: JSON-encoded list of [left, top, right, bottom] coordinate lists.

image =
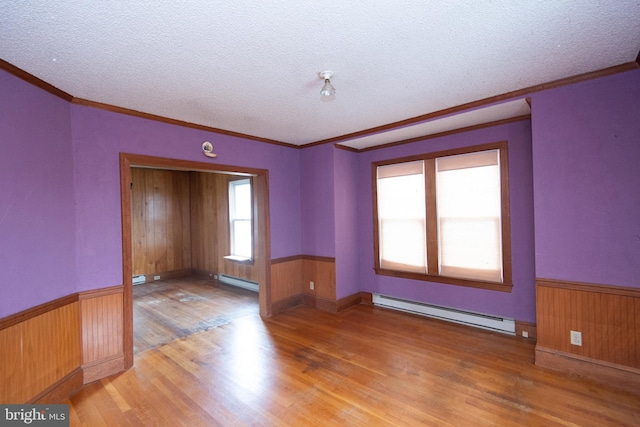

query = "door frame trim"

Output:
[[119, 153, 272, 368]]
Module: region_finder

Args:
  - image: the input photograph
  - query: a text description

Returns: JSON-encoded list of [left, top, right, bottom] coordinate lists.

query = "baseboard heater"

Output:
[[372, 293, 515, 335], [132, 275, 146, 285], [218, 274, 259, 292]]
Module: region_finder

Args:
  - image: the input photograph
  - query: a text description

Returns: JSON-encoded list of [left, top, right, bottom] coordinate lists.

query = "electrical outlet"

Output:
[[309, 281, 314, 290], [522, 331, 529, 338], [570, 330, 582, 346], [154, 275, 160, 281], [214, 274, 218, 280]]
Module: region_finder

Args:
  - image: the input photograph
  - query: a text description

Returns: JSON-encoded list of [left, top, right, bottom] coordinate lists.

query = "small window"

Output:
[[373, 142, 512, 292], [228, 178, 252, 260]]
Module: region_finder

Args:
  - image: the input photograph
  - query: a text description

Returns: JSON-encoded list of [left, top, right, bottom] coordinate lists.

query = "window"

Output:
[[228, 178, 253, 260], [373, 142, 512, 292], [377, 160, 427, 273]]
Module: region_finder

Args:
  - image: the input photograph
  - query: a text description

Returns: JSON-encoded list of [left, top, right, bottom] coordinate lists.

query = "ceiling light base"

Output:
[[318, 70, 334, 80]]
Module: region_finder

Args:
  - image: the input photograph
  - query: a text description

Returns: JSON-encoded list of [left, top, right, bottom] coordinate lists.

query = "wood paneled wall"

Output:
[[80, 287, 124, 384], [270, 257, 304, 313], [131, 168, 192, 276], [0, 298, 82, 403], [131, 168, 260, 283], [536, 279, 640, 387], [302, 256, 336, 301], [0, 286, 126, 402], [189, 171, 219, 273], [190, 173, 259, 283], [270, 255, 338, 314]]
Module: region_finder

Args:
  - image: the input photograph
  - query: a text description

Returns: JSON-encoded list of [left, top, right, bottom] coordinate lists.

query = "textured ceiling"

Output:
[[1, 1, 639, 148]]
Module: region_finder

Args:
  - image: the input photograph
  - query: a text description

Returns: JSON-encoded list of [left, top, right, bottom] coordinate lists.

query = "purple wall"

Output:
[[300, 145, 361, 298], [70, 105, 303, 291], [3, 63, 638, 321], [531, 69, 640, 288], [0, 70, 77, 318], [300, 144, 335, 257], [334, 148, 361, 298], [357, 120, 537, 322]]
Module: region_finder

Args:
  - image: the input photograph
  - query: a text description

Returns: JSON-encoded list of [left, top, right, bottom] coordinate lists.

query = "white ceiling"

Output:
[[1, 1, 639, 148]]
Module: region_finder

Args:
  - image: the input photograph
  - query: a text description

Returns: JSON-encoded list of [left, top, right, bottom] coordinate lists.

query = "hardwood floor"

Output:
[[68, 284, 640, 426], [132, 276, 258, 353]]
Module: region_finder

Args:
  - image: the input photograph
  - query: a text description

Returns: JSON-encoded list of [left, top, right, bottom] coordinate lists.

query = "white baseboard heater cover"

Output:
[[218, 274, 259, 293], [372, 293, 515, 335], [132, 275, 146, 285]]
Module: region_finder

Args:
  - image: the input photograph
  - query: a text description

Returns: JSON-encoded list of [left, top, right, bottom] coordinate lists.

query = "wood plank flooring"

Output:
[[68, 279, 640, 426], [132, 276, 258, 353]]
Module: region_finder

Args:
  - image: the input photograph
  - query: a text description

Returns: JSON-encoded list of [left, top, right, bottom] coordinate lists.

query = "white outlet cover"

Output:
[[570, 330, 582, 346]]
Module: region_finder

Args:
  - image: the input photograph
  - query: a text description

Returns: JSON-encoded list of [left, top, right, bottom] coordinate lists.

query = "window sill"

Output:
[[224, 255, 254, 265], [375, 267, 513, 293]]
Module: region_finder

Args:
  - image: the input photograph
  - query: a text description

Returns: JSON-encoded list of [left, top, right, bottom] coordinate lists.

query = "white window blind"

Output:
[[436, 150, 503, 282], [376, 161, 427, 274], [229, 179, 252, 259]]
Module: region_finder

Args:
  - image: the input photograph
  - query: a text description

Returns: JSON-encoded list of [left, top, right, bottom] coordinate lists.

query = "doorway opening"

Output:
[[120, 153, 272, 368]]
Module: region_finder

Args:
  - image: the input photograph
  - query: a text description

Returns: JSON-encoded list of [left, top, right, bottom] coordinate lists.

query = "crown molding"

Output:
[[2, 58, 637, 150], [0, 58, 294, 148], [71, 97, 295, 148], [0, 58, 73, 101], [352, 114, 531, 153], [306, 61, 639, 147]]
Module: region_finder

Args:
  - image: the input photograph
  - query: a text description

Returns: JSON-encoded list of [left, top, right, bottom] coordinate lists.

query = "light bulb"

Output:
[[320, 79, 336, 96]]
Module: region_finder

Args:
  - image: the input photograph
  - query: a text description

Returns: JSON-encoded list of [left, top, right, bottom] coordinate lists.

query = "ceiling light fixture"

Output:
[[318, 70, 336, 97]]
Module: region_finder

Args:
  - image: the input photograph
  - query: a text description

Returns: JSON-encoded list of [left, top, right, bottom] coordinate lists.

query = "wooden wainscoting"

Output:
[[270, 256, 304, 314], [0, 296, 82, 403], [80, 287, 125, 384], [270, 255, 369, 314], [536, 278, 640, 391], [302, 256, 336, 300], [271, 255, 342, 314], [515, 320, 537, 340]]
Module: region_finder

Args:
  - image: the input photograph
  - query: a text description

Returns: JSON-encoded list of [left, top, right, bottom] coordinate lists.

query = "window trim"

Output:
[[372, 141, 512, 292], [228, 177, 254, 263]]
